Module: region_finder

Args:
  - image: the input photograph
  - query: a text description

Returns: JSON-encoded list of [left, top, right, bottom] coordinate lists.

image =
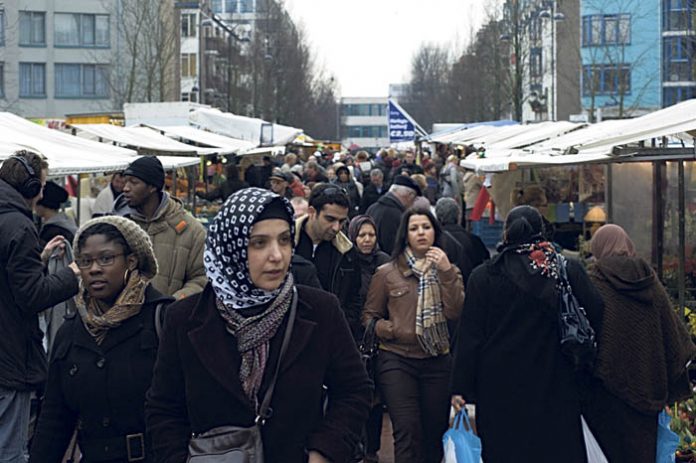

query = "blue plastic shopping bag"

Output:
[[656, 410, 679, 463], [442, 410, 482, 463]]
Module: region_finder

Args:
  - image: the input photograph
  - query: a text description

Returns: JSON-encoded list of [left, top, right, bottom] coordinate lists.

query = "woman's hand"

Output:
[[308, 450, 330, 463], [426, 247, 452, 272], [451, 395, 466, 412], [41, 236, 66, 263]]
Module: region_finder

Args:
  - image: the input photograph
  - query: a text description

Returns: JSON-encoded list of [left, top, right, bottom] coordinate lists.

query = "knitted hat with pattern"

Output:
[[73, 216, 159, 279]]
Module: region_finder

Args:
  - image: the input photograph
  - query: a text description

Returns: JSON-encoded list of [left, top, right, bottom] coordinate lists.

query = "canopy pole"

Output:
[[606, 163, 613, 223], [652, 160, 665, 281], [76, 175, 82, 225], [678, 159, 686, 316]]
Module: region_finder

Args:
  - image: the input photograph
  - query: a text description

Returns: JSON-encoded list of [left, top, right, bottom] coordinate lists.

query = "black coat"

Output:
[[451, 254, 603, 463], [30, 286, 173, 463], [442, 223, 490, 283], [196, 179, 249, 202], [359, 184, 386, 214], [145, 284, 372, 463], [366, 193, 404, 256], [0, 179, 79, 391], [290, 254, 322, 289]]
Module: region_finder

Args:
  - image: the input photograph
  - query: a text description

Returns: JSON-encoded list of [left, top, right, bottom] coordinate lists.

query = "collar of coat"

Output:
[[294, 215, 353, 255]]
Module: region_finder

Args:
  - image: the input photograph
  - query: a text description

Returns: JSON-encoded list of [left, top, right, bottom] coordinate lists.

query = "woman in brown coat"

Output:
[[584, 224, 696, 463], [363, 206, 464, 463]]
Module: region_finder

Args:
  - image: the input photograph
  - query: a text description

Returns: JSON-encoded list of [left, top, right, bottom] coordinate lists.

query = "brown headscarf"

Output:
[[591, 224, 636, 259]]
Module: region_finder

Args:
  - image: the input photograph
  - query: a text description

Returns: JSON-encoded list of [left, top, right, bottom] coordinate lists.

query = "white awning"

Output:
[[461, 99, 696, 173], [0, 113, 200, 175], [144, 124, 255, 154], [70, 124, 221, 156], [188, 108, 304, 146]]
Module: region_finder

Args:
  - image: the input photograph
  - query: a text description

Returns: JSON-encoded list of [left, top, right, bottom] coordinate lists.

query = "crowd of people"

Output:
[[0, 146, 695, 463]]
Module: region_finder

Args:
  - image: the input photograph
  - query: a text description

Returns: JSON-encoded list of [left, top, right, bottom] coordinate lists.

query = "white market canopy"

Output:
[[188, 108, 304, 146], [0, 113, 199, 175], [70, 124, 221, 156], [144, 124, 255, 154], [459, 99, 696, 173]]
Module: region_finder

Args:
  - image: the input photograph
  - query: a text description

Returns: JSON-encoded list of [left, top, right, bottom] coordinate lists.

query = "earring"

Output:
[[123, 268, 132, 286]]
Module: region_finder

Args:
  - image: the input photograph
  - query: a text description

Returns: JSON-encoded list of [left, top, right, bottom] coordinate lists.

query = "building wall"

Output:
[[339, 96, 389, 153], [661, 1, 696, 107], [580, 0, 662, 118], [0, 0, 115, 118]]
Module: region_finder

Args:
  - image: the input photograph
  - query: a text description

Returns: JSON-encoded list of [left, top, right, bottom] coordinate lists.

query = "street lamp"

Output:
[[540, 1, 565, 121]]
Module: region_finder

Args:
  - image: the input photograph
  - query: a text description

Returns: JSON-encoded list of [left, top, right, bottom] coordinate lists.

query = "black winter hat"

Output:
[[123, 156, 165, 191], [392, 174, 422, 196], [37, 181, 69, 210]]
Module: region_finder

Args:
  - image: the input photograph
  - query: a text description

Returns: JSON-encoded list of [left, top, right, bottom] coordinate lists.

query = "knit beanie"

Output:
[[73, 216, 159, 279], [37, 181, 69, 210], [123, 156, 165, 191]]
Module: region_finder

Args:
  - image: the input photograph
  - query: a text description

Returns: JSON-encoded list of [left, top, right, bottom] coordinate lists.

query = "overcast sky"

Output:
[[285, 0, 491, 98]]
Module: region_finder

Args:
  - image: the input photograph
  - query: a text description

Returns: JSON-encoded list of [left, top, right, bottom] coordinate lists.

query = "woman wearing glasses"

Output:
[[363, 207, 464, 463], [30, 216, 172, 463]]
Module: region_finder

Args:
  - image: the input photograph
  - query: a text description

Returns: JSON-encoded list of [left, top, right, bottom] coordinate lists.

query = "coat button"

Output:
[[102, 417, 110, 427], [69, 365, 78, 376], [96, 358, 106, 368]]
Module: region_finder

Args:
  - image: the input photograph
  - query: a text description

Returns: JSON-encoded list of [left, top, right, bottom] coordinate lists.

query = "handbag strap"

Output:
[[255, 287, 297, 426]]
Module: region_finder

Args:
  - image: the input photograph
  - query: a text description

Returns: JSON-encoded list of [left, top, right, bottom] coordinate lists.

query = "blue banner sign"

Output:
[[388, 99, 425, 143]]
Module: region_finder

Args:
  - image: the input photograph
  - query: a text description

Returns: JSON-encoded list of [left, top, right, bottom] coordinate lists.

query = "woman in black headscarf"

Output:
[[146, 187, 371, 463], [450, 205, 604, 463]]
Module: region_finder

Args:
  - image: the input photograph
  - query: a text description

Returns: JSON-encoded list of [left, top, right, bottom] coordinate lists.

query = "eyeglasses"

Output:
[[75, 253, 126, 269]]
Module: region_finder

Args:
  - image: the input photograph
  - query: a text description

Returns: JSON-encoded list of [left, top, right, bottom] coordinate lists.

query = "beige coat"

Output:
[[129, 195, 207, 299], [362, 255, 464, 359]]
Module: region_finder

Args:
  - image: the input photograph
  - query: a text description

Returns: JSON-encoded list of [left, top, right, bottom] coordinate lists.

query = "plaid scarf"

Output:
[[217, 274, 294, 408], [404, 247, 450, 356], [76, 269, 150, 345]]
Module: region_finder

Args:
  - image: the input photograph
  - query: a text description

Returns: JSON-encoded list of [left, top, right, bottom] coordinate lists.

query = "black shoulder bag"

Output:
[[186, 289, 297, 463], [556, 254, 597, 370]]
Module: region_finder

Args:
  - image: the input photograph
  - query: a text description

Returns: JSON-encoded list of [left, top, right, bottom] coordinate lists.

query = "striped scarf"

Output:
[[216, 274, 294, 408], [404, 247, 450, 356]]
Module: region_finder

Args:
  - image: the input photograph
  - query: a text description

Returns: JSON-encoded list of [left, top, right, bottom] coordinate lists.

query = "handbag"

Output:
[[187, 289, 297, 463], [656, 410, 679, 463], [442, 410, 482, 463], [359, 318, 379, 382], [556, 254, 597, 370]]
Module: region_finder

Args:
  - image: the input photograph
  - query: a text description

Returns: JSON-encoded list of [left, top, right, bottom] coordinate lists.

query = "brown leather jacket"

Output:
[[362, 255, 465, 359]]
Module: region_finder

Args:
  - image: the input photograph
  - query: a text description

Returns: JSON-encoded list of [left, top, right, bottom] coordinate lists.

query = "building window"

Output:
[[19, 11, 46, 46], [341, 104, 387, 117], [181, 13, 197, 37], [346, 125, 388, 138], [55, 13, 109, 47], [211, 0, 223, 13], [55, 64, 109, 98], [664, 86, 696, 106], [181, 53, 197, 78], [0, 10, 5, 46], [582, 14, 630, 47], [0, 63, 4, 98], [530, 47, 542, 78], [664, 36, 696, 82], [239, 0, 254, 13], [663, 0, 696, 31], [582, 64, 631, 96], [19, 63, 46, 97]]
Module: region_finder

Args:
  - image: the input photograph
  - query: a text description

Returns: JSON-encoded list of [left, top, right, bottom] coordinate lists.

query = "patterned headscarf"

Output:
[[204, 188, 295, 310]]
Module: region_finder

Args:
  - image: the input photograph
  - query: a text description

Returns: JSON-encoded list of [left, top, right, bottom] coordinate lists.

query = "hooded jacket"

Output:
[[589, 256, 696, 412], [0, 179, 79, 391], [117, 193, 207, 300], [366, 192, 405, 255], [294, 215, 362, 340], [39, 212, 78, 247]]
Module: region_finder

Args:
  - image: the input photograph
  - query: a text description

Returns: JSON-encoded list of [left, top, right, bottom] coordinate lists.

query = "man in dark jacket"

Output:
[[435, 197, 490, 284], [294, 184, 363, 340], [366, 175, 421, 255], [359, 168, 387, 214], [0, 151, 80, 460]]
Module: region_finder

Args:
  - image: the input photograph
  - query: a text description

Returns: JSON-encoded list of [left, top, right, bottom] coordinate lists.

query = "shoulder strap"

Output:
[[154, 302, 165, 339], [256, 288, 297, 425]]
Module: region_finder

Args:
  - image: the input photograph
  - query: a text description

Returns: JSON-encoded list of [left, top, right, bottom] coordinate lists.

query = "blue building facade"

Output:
[[662, 0, 696, 106], [580, 0, 662, 118]]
